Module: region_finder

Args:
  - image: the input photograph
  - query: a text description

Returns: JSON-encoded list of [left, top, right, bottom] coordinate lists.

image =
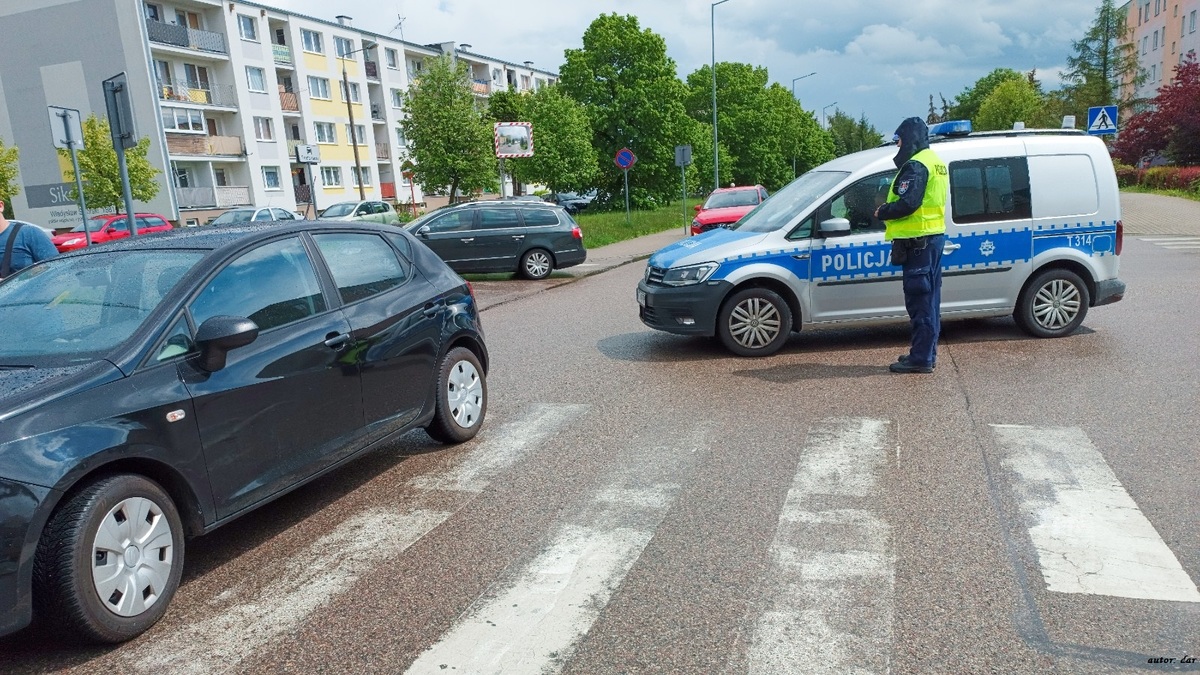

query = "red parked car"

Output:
[[52, 213, 174, 253], [690, 185, 768, 235]]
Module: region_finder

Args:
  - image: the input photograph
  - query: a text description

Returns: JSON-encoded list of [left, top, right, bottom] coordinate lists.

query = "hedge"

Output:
[[1112, 162, 1200, 192]]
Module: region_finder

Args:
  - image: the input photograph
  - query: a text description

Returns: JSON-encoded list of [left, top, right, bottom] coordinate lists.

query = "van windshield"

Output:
[[734, 171, 848, 233]]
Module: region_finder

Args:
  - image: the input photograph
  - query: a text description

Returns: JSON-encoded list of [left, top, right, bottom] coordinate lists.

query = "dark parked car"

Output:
[[0, 221, 488, 642], [405, 201, 586, 280], [544, 191, 594, 214]]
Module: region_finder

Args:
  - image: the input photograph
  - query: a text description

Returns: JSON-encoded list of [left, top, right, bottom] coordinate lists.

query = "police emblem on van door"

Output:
[[980, 240, 995, 257]]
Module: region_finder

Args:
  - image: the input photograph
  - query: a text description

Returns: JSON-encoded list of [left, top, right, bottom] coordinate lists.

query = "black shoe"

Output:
[[898, 354, 936, 369], [889, 360, 933, 374]]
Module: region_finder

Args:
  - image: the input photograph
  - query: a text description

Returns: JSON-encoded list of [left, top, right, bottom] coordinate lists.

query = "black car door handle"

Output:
[[512, 235, 524, 240], [459, 237, 475, 243], [423, 300, 445, 318], [324, 333, 351, 350]]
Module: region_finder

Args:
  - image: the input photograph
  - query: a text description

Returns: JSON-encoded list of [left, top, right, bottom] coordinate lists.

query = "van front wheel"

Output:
[[717, 287, 792, 356], [1015, 269, 1090, 338]]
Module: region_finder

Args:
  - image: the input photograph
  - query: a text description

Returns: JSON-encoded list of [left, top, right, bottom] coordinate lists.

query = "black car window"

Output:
[[479, 208, 521, 229], [384, 232, 414, 260], [312, 233, 408, 303], [190, 237, 327, 332], [427, 210, 473, 233], [520, 208, 559, 227], [155, 316, 197, 362]]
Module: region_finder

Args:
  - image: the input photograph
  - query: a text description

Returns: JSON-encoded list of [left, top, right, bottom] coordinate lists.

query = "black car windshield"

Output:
[[0, 250, 204, 365], [704, 190, 760, 209], [210, 209, 257, 225], [320, 203, 356, 218], [734, 171, 849, 233]]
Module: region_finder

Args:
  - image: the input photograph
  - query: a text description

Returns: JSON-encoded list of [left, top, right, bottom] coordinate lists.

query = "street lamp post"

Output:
[[822, 102, 838, 129], [791, 72, 816, 176], [711, 0, 732, 192], [339, 43, 374, 200]]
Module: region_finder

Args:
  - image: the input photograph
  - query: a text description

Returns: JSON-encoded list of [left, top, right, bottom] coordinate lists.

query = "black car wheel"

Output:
[[33, 475, 184, 643], [716, 287, 793, 357], [1015, 268, 1090, 338], [519, 248, 554, 280], [426, 347, 487, 443]]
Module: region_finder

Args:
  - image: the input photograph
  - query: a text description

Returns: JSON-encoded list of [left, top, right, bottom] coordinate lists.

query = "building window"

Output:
[[308, 76, 331, 100], [352, 166, 372, 187], [144, 3, 161, 21], [1191, 10, 1196, 32], [1144, 36, 1149, 54], [262, 166, 282, 190], [321, 166, 342, 187], [339, 81, 360, 103], [214, 168, 228, 187], [237, 14, 258, 41], [1186, 17, 1189, 37], [314, 122, 337, 144], [253, 117, 274, 141], [301, 29, 323, 54], [396, 127, 407, 146], [246, 67, 267, 93], [345, 124, 366, 145], [334, 37, 354, 58], [161, 106, 204, 132], [385, 48, 398, 69], [520, 75, 531, 90], [173, 165, 193, 188], [391, 89, 403, 108], [408, 59, 423, 76], [1151, 64, 1157, 81]]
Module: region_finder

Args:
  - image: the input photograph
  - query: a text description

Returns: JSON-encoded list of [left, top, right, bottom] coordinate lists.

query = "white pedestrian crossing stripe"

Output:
[[993, 425, 1200, 602], [747, 418, 894, 675], [1137, 236, 1200, 252]]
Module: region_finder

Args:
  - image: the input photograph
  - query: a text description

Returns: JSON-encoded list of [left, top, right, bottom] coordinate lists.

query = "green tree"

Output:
[[827, 111, 883, 157], [401, 55, 496, 202], [948, 68, 1025, 123], [58, 114, 160, 213], [0, 135, 18, 205], [976, 79, 1044, 131], [558, 13, 698, 208], [502, 87, 598, 194], [487, 89, 527, 123], [1062, 0, 1142, 112]]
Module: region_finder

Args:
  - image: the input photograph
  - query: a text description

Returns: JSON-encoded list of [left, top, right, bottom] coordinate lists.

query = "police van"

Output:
[[636, 121, 1126, 356]]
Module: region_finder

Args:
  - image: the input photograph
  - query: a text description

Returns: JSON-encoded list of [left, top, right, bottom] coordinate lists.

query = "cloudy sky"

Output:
[[275, 0, 1105, 133]]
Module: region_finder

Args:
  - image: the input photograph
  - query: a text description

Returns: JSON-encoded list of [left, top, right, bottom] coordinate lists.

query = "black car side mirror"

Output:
[[195, 315, 259, 372], [415, 225, 431, 237], [819, 218, 852, 237]]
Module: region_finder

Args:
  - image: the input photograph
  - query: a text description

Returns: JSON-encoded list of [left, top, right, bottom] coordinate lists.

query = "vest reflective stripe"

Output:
[[884, 149, 948, 240]]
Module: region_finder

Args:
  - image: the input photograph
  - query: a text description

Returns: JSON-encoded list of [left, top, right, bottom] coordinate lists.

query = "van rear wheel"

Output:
[[1015, 268, 1090, 338], [717, 287, 792, 357]]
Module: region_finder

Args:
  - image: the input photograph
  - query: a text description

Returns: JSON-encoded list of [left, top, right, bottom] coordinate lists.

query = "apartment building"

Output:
[[1123, 0, 1200, 102], [0, 0, 557, 227]]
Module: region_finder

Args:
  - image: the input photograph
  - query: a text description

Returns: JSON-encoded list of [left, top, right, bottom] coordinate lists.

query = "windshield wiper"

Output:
[[0, 364, 35, 369]]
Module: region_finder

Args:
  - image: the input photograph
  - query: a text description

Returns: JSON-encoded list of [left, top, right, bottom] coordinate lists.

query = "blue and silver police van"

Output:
[[636, 122, 1127, 356]]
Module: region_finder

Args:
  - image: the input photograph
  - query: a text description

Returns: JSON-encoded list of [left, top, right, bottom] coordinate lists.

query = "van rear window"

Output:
[[949, 157, 1031, 224]]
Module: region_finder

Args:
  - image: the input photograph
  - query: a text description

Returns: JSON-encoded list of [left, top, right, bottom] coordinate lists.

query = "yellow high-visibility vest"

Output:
[[884, 148, 948, 240]]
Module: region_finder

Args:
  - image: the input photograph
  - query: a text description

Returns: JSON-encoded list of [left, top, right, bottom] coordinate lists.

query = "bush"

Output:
[[1113, 162, 1139, 187]]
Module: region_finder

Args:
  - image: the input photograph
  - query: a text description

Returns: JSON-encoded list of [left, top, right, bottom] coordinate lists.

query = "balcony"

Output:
[[146, 19, 227, 55], [471, 79, 491, 95], [279, 87, 299, 112], [176, 186, 252, 209], [370, 104, 384, 122], [365, 61, 380, 80], [160, 81, 238, 107], [166, 134, 245, 157], [375, 142, 390, 160], [273, 44, 293, 66], [380, 182, 396, 199]]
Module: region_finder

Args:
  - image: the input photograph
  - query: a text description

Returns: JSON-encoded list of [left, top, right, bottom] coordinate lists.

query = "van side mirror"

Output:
[[819, 218, 852, 237], [194, 315, 259, 372]]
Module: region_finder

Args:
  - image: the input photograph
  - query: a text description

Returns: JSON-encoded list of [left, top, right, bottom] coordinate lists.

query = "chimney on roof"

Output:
[[336, 15, 352, 27]]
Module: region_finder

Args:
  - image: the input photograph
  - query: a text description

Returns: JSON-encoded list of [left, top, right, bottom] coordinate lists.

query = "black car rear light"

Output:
[[572, 226, 583, 240]]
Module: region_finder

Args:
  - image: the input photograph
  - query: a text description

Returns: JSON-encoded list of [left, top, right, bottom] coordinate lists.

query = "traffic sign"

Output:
[[674, 145, 692, 167], [614, 147, 637, 170], [294, 144, 320, 164], [47, 106, 84, 150], [1087, 106, 1118, 135]]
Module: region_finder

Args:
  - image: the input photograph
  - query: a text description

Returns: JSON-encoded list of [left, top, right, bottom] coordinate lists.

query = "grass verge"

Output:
[[574, 201, 692, 248], [1120, 186, 1200, 202]]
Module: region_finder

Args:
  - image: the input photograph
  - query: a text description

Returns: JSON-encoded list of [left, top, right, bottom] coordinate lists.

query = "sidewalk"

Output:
[[560, 227, 688, 278], [1119, 192, 1200, 236]]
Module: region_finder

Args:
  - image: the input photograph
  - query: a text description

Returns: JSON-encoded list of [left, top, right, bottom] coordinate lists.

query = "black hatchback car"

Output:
[[0, 221, 487, 643], [406, 201, 586, 280]]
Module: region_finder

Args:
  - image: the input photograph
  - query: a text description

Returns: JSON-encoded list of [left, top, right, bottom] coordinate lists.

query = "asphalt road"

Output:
[[2, 231, 1198, 673]]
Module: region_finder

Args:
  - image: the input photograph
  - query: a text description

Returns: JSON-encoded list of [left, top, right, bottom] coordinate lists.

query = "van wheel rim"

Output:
[[525, 252, 551, 277], [91, 497, 175, 617], [447, 360, 484, 428], [729, 298, 782, 349], [1033, 279, 1081, 330]]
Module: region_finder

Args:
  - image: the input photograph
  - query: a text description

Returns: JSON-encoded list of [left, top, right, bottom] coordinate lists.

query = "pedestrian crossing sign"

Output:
[[1087, 105, 1118, 135]]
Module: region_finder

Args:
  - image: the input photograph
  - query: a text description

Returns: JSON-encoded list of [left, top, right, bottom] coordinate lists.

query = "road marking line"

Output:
[[405, 483, 681, 675], [1155, 243, 1200, 249], [993, 425, 1200, 602], [748, 418, 893, 675], [119, 404, 589, 674], [1137, 236, 1200, 242]]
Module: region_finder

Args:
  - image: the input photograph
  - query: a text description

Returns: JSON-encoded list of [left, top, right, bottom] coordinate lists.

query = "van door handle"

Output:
[[323, 333, 351, 350], [792, 254, 810, 260], [943, 242, 961, 253]]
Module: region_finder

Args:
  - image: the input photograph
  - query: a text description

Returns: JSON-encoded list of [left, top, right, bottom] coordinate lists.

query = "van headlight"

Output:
[[661, 262, 718, 286]]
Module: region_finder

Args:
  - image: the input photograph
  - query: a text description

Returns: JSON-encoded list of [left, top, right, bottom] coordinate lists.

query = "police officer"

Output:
[[873, 117, 948, 374]]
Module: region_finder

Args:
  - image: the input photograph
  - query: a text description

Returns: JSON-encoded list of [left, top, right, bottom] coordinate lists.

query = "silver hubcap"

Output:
[[729, 297, 782, 349], [1033, 279, 1081, 330], [525, 252, 551, 278], [92, 497, 174, 617], [446, 359, 484, 428]]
